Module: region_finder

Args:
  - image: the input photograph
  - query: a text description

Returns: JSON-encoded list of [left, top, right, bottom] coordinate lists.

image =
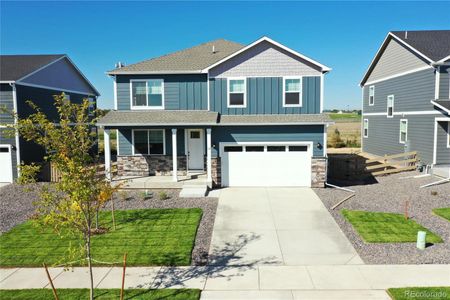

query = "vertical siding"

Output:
[[210, 76, 320, 115], [362, 114, 438, 165], [439, 66, 450, 99], [363, 68, 435, 113], [366, 38, 429, 83], [436, 121, 450, 164], [116, 75, 208, 111]]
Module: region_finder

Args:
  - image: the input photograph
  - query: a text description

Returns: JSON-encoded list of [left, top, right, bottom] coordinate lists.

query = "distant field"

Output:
[[328, 113, 361, 121]]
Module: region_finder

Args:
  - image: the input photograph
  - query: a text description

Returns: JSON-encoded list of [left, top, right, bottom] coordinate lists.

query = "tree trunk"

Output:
[[86, 228, 94, 300]]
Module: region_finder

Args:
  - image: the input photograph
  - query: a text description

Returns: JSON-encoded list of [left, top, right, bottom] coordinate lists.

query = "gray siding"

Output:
[[116, 127, 186, 156], [366, 38, 429, 83], [210, 41, 322, 78], [0, 84, 14, 124], [212, 125, 325, 157], [362, 114, 438, 165], [436, 120, 450, 164], [363, 68, 435, 113], [116, 75, 208, 111], [21, 57, 97, 95], [210, 77, 320, 115], [439, 66, 450, 99]]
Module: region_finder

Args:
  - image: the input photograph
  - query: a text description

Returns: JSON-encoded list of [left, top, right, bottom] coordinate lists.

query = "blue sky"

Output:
[[1, 1, 449, 109]]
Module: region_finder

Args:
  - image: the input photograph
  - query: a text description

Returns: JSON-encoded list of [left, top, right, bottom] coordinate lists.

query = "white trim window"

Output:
[[387, 95, 394, 118], [369, 86, 375, 106], [130, 79, 164, 109], [227, 78, 246, 108], [132, 129, 165, 155], [399, 119, 408, 144], [283, 77, 302, 107], [363, 119, 369, 138]]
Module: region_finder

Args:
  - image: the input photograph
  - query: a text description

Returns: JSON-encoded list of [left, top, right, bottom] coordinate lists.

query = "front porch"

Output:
[[112, 172, 208, 189]]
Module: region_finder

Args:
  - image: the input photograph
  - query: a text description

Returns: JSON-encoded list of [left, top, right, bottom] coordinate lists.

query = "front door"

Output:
[[187, 129, 204, 170], [0, 145, 13, 183]]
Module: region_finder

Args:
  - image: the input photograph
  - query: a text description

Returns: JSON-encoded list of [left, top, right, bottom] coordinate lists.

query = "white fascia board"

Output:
[[64, 56, 101, 96], [364, 66, 433, 86], [218, 121, 334, 126], [389, 33, 434, 63], [431, 100, 450, 114], [96, 123, 217, 127], [0, 81, 15, 84], [107, 70, 203, 75], [202, 36, 332, 73]]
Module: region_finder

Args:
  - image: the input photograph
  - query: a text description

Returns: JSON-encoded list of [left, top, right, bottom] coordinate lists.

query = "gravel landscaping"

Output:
[[314, 171, 450, 264], [0, 184, 218, 266]]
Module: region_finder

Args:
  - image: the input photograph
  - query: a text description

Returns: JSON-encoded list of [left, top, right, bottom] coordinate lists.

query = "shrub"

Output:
[[158, 191, 169, 200]]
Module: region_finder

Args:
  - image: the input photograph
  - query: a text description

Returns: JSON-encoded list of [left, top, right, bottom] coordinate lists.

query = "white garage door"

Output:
[[0, 145, 13, 183], [221, 143, 312, 187]]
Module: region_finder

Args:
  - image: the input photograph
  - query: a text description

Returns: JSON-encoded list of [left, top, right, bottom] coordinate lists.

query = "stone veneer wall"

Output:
[[117, 155, 187, 177], [311, 158, 327, 188], [211, 157, 221, 187]]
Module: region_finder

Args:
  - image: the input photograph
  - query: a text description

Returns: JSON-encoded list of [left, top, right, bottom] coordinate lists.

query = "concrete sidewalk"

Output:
[[1, 265, 449, 298]]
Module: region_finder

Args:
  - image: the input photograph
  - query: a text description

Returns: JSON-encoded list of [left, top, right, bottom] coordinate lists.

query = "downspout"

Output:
[[9, 82, 21, 178]]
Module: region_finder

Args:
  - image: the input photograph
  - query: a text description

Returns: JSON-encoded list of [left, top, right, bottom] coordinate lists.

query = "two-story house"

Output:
[[98, 37, 332, 188], [360, 31, 450, 178], [0, 54, 100, 183]]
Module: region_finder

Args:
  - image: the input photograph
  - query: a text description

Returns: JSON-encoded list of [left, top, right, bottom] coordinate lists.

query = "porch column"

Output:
[[172, 128, 178, 182], [104, 128, 111, 181], [206, 128, 212, 185]]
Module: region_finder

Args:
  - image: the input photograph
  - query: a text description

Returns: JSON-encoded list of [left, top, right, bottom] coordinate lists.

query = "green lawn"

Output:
[[328, 113, 361, 121], [0, 208, 202, 267], [433, 208, 450, 221], [341, 210, 443, 243], [387, 287, 450, 300], [0, 289, 200, 300]]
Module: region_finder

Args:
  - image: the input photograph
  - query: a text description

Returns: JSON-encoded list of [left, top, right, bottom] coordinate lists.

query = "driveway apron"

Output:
[[208, 187, 362, 266]]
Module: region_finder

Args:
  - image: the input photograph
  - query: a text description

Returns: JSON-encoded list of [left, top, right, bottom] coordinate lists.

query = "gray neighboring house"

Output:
[[98, 36, 332, 188], [0, 54, 100, 183], [360, 30, 450, 177]]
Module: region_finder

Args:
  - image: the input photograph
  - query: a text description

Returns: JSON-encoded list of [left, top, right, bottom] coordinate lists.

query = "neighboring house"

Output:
[[0, 54, 100, 183], [98, 36, 332, 188], [360, 30, 450, 177]]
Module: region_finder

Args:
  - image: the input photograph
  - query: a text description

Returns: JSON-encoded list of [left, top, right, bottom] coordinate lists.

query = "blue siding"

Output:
[[212, 125, 325, 157], [116, 75, 208, 111], [209, 77, 320, 115]]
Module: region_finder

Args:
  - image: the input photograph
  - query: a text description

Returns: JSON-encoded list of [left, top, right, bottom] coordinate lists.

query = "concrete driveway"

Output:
[[209, 187, 362, 266]]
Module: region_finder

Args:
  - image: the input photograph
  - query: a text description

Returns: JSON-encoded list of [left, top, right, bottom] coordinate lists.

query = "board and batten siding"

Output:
[[209, 41, 322, 78], [116, 75, 207, 111], [362, 114, 438, 165], [116, 127, 185, 156], [212, 125, 325, 157], [365, 38, 429, 83], [210, 76, 320, 115], [439, 66, 450, 99], [436, 120, 450, 164], [363, 68, 435, 113]]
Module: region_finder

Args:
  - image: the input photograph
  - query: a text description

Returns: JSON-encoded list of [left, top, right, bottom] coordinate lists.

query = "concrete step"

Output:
[[179, 184, 208, 198]]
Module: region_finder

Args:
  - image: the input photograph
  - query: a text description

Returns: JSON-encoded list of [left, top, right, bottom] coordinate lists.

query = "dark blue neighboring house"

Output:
[[98, 37, 332, 188], [0, 54, 100, 183], [360, 31, 450, 178]]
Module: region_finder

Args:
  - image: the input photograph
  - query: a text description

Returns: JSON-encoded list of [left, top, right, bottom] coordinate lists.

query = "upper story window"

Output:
[[227, 78, 246, 108], [369, 86, 375, 106], [130, 79, 164, 109], [132, 129, 165, 155], [88, 97, 95, 116], [363, 119, 369, 138], [283, 77, 302, 107], [399, 119, 408, 144], [387, 95, 394, 118]]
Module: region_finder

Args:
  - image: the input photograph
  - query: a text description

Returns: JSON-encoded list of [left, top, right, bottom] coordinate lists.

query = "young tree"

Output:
[[6, 94, 115, 300]]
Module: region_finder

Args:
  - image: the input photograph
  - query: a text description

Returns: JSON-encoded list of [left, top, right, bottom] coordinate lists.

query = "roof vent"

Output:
[[212, 45, 216, 54], [115, 61, 125, 69], [405, 31, 408, 39]]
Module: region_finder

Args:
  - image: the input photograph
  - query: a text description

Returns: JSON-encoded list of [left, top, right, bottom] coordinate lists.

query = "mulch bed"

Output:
[[314, 171, 450, 264]]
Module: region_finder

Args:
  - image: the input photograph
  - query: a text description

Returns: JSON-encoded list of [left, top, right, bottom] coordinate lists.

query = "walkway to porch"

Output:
[[112, 173, 208, 190]]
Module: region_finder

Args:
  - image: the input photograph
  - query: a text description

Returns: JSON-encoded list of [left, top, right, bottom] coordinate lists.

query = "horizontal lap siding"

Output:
[[116, 75, 207, 111], [436, 121, 450, 164], [210, 77, 320, 115], [0, 84, 14, 124], [363, 68, 435, 113], [212, 125, 325, 157], [362, 115, 436, 164]]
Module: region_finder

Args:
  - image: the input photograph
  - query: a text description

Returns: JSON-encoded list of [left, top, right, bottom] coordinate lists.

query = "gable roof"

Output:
[[107, 36, 331, 75], [107, 39, 245, 75], [360, 30, 450, 86], [0, 54, 65, 81]]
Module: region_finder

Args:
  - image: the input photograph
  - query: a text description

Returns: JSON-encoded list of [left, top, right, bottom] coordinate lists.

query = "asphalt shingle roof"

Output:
[[0, 54, 65, 81], [107, 39, 245, 74], [391, 30, 450, 62], [97, 110, 219, 126]]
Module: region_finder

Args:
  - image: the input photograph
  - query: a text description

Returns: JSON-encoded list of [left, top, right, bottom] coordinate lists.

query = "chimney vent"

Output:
[[405, 31, 408, 39], [212, 45, 216, 53], [115, 61, 125, 69]]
